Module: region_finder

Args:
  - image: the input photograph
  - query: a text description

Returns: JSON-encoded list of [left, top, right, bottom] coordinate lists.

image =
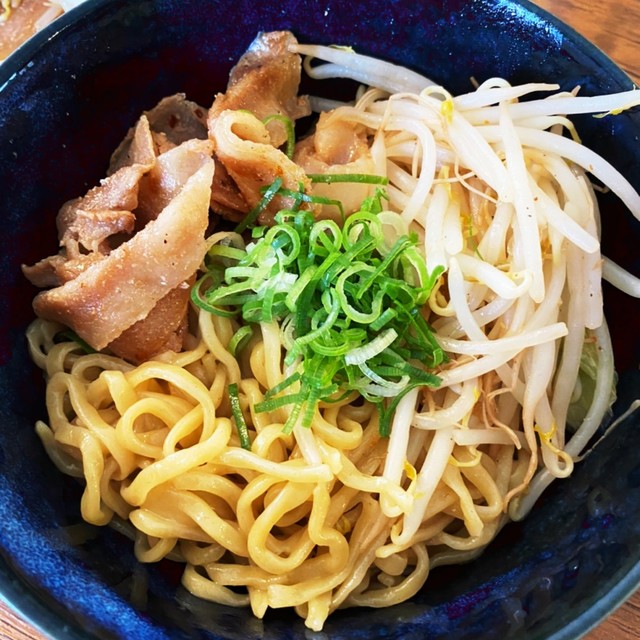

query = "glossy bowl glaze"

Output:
[[1, 1, 640, 638]]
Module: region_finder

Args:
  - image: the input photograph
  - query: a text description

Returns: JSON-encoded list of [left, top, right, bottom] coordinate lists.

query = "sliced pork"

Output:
[[211, 109, 313, 225], [208, 31, 312, 221], [135, 138, 214, 228], [31, 155, 214, 351], [107, 276, 194, 363], [23, 116, 156, 290], [109, 94, 208, 173], [209, 31, 310, 148], [294, 113, 377, 220]]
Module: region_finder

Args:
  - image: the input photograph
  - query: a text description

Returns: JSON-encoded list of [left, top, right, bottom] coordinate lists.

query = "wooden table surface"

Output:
[[2, 0, 640, 638]]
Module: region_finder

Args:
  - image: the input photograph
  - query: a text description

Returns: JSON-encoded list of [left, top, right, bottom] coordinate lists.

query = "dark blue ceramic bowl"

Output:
[[2, 0, 640, 638]]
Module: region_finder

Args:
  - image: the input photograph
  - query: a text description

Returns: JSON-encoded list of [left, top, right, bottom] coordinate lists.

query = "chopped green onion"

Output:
[[228, 383, 251, 451], [370, 308, 397, 331], [206, 244, 247, 262], [235, 177, 283, 234], [255, 391, 306, 414], [228, 326, 253, 357], [277, 186, 345, 220], [194, 185, 444, 436], [345, 328, 398, 365], [191, 272, 239, 317], [307, 173, 389, 185], [262, 114, 296, 159], [360, 187, 389, 215], [263, 371, 302, 400]]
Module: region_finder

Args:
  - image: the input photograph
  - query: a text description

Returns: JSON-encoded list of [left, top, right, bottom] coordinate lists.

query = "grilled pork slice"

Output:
[[208, 31, 312, 220], [29, 152, 214, 354]]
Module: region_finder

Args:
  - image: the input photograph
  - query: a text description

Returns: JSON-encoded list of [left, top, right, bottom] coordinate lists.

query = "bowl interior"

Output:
[[1, 0, 640, 638]]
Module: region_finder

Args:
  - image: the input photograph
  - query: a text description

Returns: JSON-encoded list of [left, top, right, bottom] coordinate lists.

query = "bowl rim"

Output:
[[1, 0, 639, 638]]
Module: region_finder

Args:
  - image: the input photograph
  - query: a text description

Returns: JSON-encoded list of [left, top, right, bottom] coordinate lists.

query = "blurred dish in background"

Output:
[[0, 0, 85, 60]]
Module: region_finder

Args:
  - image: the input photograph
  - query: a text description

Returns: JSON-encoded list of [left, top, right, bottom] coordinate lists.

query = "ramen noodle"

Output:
[[23, 31, 640, 630]]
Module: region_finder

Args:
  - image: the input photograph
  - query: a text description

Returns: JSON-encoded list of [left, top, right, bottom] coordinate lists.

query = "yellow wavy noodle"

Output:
[[27, 314, 514, 631]]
